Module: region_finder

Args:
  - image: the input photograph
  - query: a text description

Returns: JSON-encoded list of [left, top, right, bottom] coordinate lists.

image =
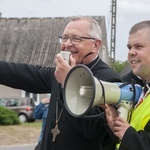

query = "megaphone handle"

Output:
[[118, 100, 133, 121]]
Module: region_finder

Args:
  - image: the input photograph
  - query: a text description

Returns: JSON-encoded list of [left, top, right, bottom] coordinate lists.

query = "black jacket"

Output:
[[0, 57, 122, 150], [122, 71, 144, 87], [120, 125, 150, 150]]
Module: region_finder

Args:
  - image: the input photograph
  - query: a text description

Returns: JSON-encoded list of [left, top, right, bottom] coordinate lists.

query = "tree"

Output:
[[112, 60, 129, 73]]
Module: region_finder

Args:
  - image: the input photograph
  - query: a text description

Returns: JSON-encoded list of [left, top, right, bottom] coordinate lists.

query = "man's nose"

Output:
[[128, 48, 137, 56]]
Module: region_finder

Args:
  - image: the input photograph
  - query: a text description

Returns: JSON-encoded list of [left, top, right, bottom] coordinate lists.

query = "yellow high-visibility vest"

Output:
[[115, 94, 150, 150], [130, 94, 150, 131]]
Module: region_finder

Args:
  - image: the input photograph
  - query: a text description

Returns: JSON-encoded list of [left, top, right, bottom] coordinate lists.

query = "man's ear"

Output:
[[93, 40, 101, 52]]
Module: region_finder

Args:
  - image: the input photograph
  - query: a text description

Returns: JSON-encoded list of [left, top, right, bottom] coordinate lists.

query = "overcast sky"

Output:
[[0, 0, 150, 61]]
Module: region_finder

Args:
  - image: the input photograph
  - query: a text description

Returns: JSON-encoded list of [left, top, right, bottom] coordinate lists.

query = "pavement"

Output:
[[0, 144, 36, 150]]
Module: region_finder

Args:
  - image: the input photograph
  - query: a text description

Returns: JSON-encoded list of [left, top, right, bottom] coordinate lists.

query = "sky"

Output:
[[0, 0, 150, 61]]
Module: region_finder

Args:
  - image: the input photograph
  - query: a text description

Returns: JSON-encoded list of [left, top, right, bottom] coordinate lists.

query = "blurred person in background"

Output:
[[33, 97, 50, 150]]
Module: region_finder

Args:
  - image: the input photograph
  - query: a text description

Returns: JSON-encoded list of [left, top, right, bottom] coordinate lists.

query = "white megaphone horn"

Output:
[[63, 65, 142, 119]]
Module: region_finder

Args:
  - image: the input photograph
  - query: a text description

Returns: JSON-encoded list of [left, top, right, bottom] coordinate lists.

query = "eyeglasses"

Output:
[[59, 36, 96, 45]]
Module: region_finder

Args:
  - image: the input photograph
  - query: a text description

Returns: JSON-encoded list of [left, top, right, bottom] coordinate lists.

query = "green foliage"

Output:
[[0, 106, 21, 125], [112, 60, 129, 73]]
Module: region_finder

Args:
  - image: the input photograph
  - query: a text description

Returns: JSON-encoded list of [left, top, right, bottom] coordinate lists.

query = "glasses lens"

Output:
[[72, 37, 81, 45], [61, 36, 69, 42], [59, 36, 81, 45]]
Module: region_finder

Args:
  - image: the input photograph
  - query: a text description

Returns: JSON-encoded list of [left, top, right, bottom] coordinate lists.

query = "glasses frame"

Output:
[[59, 36, 96, 45]]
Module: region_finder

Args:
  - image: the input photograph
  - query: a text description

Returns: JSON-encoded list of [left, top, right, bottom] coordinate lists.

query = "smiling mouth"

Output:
[[130, 60, 140, 64], [71, 52, 77, 54]]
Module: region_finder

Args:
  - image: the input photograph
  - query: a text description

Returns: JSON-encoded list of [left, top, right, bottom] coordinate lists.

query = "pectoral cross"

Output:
[[51, 122, 60, 142]]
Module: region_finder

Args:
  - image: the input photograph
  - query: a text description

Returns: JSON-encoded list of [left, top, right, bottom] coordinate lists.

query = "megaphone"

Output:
[[63, 65, 142, 119]]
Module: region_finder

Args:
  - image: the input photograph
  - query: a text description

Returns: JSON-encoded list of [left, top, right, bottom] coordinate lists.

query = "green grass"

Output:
[[22, 120, 42, 127]]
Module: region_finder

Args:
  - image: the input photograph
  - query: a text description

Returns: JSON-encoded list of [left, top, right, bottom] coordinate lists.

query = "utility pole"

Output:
[[110, 0, 117, 66]]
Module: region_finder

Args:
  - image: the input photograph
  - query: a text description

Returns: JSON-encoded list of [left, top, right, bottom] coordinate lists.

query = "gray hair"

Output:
[[70, 16, 102, 40]]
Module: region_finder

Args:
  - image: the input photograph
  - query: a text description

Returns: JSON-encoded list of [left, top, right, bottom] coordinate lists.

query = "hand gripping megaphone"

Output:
[[63, 64, 142, 120]]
